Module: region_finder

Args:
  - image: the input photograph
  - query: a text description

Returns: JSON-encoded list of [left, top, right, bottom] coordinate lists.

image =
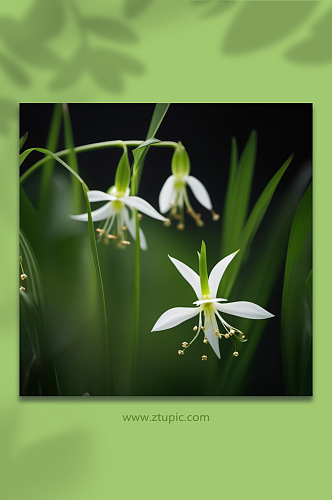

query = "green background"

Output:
[[1, 0, 327, 498]]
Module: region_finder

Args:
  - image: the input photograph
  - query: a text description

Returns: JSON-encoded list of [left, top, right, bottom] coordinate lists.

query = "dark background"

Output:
[[20, 104, 312, 396]]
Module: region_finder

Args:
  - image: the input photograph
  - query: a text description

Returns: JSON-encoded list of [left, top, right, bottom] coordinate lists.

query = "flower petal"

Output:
[[87, 190, 116, 202], [193, 298, 227, 305], [159, 175, 175, 213], [124, 207, 148, 251], [204, 320, 220, 359], [186, 176, 212, 210], [215, 301, 274, 319], [152, 307, 199, 331], [121, 196, 166, 221], [208, 250, 240, 298], [168, 256, 201, 299], [71, 202, 112, 222]]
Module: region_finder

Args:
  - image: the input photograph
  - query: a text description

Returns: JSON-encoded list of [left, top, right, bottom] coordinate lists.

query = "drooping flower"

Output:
[[152, 241, 274, 359], [159, 142, 219, 230], [71, 149, 167, 250]]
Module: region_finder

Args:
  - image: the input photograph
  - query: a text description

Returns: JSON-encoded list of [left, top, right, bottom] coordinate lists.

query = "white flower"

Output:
[[71, 188, 166, 250], [159, 142, 219, 230], [71, 149, 166, 250], [152, 242, 274, 359]]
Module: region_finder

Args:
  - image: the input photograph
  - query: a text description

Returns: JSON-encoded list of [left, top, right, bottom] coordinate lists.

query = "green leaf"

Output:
[[222, 153, 293, 297], [230, 130, 257, 251], [38, 103, 62, 211], [62, 103, 81, 213], [19, 131, 28, 151], [130, 104, 169, 395], [213, 170, 310, 395], [132, 137, 160, 179], [147, 103, 170, 139], [20, 147, 84, 183], [20, 147, 115, 394], [199, 241, 210, 296], [136, 103, 170, 188], [19, 228, 45, 317], [281, 183, 312, 395], [221, 136, 238, 256], [115, 148, 131, 194]]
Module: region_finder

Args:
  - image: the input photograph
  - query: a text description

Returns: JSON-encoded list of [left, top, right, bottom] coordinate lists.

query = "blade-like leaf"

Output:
[[132, 137, 160, 178], [62, 103, 81, 213], [221, 136, 238, 256], [38, 103, 62, 211], [20, 147, 116, 394], [281, 183, 312, 395], [222, 154, 293, 297], [137, 103, 170, 188], [19, 131, 28, 151], [221, 131, 257, 257], [147, 103, 170, 139]]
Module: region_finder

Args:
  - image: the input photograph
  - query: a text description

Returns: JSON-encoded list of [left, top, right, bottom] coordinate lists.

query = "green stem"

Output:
[[132, 208, 140, 395], [20, 140, 178, 185]]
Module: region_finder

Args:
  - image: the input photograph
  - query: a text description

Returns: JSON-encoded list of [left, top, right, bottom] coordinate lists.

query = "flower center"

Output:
[[111, 200, 124, 212]]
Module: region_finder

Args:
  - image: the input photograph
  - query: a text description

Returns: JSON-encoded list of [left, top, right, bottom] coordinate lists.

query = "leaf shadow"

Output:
[[49, 46, 144, 93], [0, 98, 16, 135], [0, 0, 65, 71], [222, 1, 318, 55], [123, 0, 155, 18], [285, 6, 332, 64], [1, 410, 92, 500], [192, 1, 236, 19]]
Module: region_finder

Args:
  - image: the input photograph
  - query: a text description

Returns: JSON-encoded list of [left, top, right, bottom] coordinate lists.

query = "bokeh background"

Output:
[[1, 1, 330, 499], [20, 103, 312, 396]]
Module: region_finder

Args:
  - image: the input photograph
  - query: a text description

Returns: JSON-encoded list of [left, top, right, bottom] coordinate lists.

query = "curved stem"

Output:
[[20, 140, 178, 185]]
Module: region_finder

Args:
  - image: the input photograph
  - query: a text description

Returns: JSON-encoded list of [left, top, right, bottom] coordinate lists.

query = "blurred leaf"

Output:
[[38, 103, 62, 211], [48, 50, 84, 90], [23, 0, 65, 42], [223, 1, 317, 54], [299, 269, 313, 395], [221, 131, 256, 257], [88, 47, 144, 92], [222, 153, 293, 297], [81, 184, 116, 395], [19, 228, 45, 315], [286, 7, 332, 64], [0, 98, 16, 134], [0, 18, 62, 68], [281, 183, 312, 395], [221, 136, 238, 256], [213, 167, 311, 395], [20, 148, 115, 394], [19, 131, 28, 151], [62, 103, 81, 213], [194, 0, 236, 19], [123, 0, 154, 18], [83, 17, 138, 43], [0, 51, 30, 86]]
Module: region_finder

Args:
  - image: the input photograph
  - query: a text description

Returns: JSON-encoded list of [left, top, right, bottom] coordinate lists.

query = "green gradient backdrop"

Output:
[[1, 0, 327, 498]]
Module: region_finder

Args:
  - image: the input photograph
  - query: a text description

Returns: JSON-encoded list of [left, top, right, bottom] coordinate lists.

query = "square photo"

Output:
[[19, 103, 312, 396]]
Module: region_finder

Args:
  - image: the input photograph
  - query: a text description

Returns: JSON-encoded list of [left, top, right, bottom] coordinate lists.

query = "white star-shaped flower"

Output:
[[71, 149, 166, 249], [159, 142, 219, 229], [152, 242, 274, 359]]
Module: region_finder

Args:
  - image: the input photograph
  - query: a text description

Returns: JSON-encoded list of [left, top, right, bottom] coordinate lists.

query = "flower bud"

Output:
[[114, 147, 130, 196], [171, 142, 191, 179]]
